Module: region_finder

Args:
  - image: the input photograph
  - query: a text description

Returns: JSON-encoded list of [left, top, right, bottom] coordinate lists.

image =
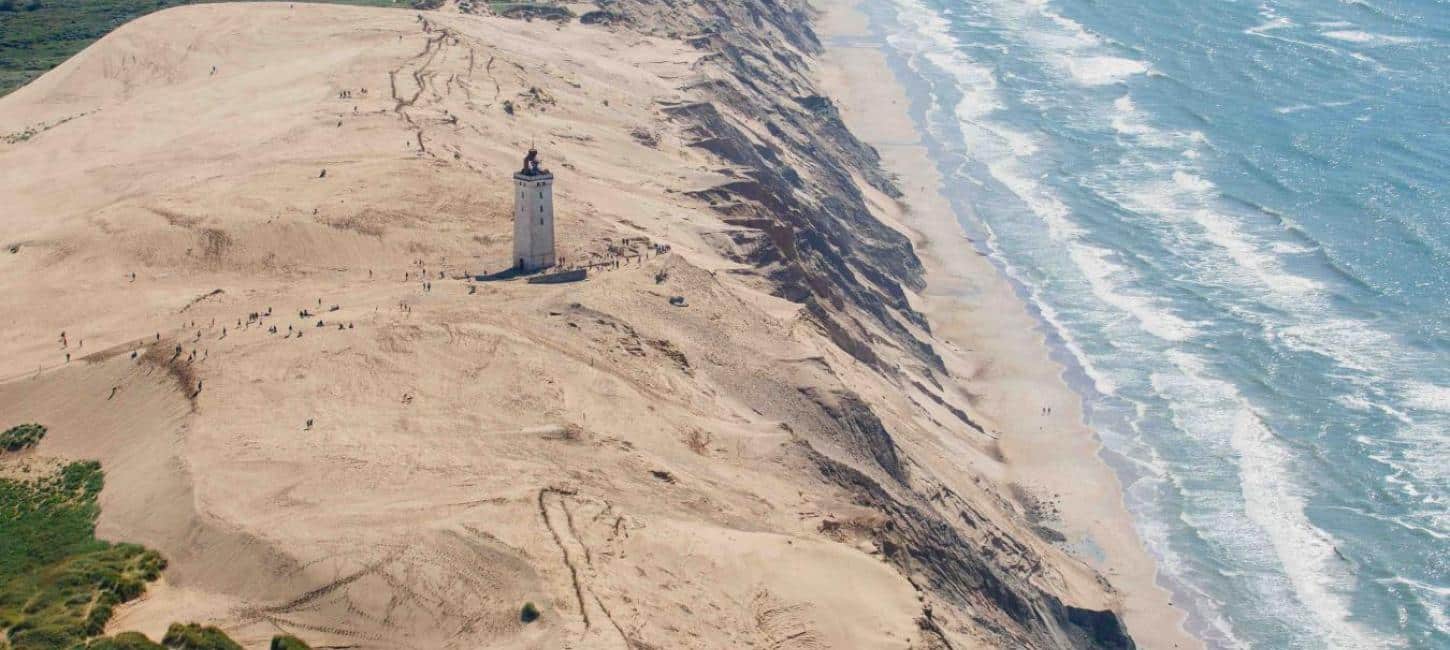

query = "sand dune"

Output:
[[0, 2, 1183, 648]]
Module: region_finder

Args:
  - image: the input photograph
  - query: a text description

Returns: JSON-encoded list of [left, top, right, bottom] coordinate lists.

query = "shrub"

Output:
[[0, 459, 165, 649], [160, 623, 243, 650], [0, 423, 45, 452], [86, 631, 165, 649], [520, 601, 540, 623], [270, 634, 312, 650]]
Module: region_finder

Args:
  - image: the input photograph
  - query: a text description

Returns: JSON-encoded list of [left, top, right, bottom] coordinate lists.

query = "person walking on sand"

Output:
[[109, 386, 118, 400]]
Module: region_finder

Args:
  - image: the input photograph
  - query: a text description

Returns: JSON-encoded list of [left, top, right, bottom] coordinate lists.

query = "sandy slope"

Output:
[[1, 2, 1171, 648]]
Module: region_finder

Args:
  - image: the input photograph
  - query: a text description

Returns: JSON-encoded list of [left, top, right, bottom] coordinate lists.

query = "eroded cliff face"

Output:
[[601, 0, 943, 375], [579, 2, 1135, 647]]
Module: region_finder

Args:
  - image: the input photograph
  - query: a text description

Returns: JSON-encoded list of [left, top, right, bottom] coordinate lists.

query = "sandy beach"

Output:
[[814, 1, 1200, 648]]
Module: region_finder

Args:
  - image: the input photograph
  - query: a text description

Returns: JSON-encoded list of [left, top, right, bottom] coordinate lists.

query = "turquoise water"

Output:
[[847, 0, 1449, 646]]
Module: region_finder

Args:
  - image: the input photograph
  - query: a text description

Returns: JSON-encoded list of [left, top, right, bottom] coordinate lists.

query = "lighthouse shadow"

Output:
[[474, 266, 586, 285], [473, 267, 530, 283]]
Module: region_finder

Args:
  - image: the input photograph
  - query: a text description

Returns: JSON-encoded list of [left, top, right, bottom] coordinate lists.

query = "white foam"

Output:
[[1111, 95, 1152, 136], [1275, 99, 1361, 115], [1384, 420, 1450, 505], [1058, 55, 1149, 86], [1154, 351, 1380, 647], [1323, 30, 1423, 46], [1246, 16, 1295, 37], [1400, 381, 1450, 413], [1171, 170, 1214, 193], [1068, 244, 1198, 342], [1113, 170, 1327, 304], [1229, 405, 1381, 648], [1277, 320, 1396, 374], [1379, 576, 1450, 634]]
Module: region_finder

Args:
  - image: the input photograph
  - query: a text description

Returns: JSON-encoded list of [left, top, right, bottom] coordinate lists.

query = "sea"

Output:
[[843, 0, 1449, 646]]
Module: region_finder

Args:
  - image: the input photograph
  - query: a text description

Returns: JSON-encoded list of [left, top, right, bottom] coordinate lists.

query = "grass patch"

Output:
[[0, 424, 321, 649], [269, 634, 311, 650], [80, 626, 314, 649], [0, 460, 166, 649], [0, 0, 416, 97], [0, 424, 45, 453], [83, 631, 166, 649], [156, 623, 243, 649]]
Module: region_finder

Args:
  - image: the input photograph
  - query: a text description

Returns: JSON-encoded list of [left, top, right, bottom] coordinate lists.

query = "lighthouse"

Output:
[[512, 147, 556, 272]]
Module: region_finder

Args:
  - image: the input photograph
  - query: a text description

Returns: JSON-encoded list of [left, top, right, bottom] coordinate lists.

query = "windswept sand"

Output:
[[815, 2, 1200, 648], [2, 1, 1192, 648]]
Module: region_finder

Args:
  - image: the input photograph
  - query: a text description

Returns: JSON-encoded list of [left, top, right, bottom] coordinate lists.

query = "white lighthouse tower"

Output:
[[512, 147, 556, 272]]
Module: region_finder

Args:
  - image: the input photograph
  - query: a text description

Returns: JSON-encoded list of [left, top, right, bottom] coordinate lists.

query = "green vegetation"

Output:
[[0, 424, 45, 453], [519, 601, 539, 623], [156, 623, 243, 650], [84, 623, 311, 649], [84, 631, 166, 649], [268, 634, 311, 650], [0, 0, 413, 97], [0, 427, 316, 649], [81, 626, 314, 650], [0, 460, 166, 649]]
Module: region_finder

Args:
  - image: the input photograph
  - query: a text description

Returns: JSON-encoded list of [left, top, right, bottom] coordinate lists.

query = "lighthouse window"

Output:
[[539, 205, 544, 212], [538, 192, 543, 198]]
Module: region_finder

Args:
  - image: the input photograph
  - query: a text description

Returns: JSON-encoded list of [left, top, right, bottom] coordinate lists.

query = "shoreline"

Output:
[[813, 2, 1200, 648]]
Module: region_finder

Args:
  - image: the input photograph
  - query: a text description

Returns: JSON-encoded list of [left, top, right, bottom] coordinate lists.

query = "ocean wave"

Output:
[[1069, 243, 1199, 342], [1274, 98, 1363, 114], [1276, 320, 1398, 375], [1322, 30, 1424, 46], [1166, 352, 1382, 648], [1377, 576, 1450, 638], [1058, 55, 1149, 86], [1400, 381, 1450, 414]]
